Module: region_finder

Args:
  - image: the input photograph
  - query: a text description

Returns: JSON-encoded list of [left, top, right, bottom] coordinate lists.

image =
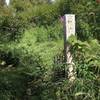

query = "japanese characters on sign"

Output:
[[64, 14, 75, 39]]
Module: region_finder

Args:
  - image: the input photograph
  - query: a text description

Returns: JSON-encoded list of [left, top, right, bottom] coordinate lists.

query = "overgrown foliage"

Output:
[[0, 0, 100, 100]]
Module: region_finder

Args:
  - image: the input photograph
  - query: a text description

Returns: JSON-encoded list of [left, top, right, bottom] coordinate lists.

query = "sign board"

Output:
[[48, 0, 56, 3], [5, 0, 10, 6], [64, 14, 75, 39]]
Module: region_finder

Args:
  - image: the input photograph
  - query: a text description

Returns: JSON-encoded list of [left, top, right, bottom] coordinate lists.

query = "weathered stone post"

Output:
[[64, 14, 75, 82]]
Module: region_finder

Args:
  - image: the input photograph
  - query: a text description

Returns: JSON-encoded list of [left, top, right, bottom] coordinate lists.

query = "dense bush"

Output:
[[0, 0, 100, 100], [0, 16, 26, 42]]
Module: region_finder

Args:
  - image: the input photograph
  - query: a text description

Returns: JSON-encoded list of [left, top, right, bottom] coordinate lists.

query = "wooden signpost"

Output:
[[64, 14, 75, 82]]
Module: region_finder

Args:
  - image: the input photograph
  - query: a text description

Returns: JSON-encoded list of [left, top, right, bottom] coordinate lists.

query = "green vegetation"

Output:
[[0, 0, 100, 100]]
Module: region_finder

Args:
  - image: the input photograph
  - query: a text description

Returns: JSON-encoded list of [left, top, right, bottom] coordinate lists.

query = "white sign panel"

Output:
[[5, 0, 10, 6], [64, 14, 75, 39]]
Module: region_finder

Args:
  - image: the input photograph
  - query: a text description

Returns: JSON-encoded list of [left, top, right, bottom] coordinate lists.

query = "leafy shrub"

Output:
[[33, 22, 63, 42], [30, 3, 60, 26], [0, 16, 26, 42]]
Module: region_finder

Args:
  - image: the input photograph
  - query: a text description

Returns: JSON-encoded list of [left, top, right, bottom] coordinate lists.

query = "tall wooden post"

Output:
[[64, 14, 75, 82]]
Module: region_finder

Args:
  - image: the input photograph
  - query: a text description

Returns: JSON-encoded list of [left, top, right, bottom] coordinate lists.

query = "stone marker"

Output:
[[64, 14, 75, 82]]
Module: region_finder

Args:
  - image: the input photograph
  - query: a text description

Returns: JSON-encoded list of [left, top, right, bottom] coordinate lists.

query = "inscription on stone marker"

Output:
[[64, 14, 75, 39]]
